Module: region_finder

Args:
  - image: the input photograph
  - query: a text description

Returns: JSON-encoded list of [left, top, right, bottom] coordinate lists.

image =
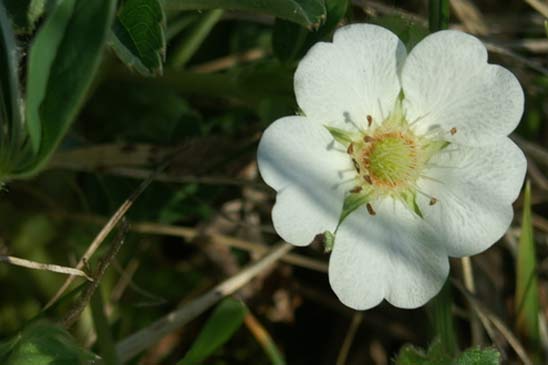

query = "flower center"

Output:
[[362, 133, 419, 189], [325, 99, 453, 222]]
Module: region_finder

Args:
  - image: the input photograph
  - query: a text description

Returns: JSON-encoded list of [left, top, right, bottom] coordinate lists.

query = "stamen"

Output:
[[366, 203, 376, 216], [450, 127, 457, 135], [363, 135, 374, 143], [352, 159, 361, 173], [363, 175, 372, 184], [429, 197, 438, 206], [350, 186, 362, 193], [367, 115, 373, 127], [347, 143, 354, 155]]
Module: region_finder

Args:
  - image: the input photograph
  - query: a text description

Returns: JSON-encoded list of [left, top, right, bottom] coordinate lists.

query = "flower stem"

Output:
[[428, 279, 458, 355], [428, 0, 450, 32]]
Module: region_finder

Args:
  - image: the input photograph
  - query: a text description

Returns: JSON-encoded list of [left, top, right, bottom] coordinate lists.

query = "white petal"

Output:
[[329, 200, 449, 310], [419, 138, 527, 257], [295, 24, 406, 130], [402, 30, 524, 146], [257, 116, 354, 246]]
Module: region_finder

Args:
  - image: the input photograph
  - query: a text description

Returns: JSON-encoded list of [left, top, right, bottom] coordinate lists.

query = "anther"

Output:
[[429, 197, 438, 206], [450, 127, 457, 135], [367, 115, 373, 127], [352, 159, 360, 173], [363, 175, 372, 185], [366, 203, 376, 216], [350, 186, 362, 193], [363, 135, 374, 143], [347, 143, 354, 155]]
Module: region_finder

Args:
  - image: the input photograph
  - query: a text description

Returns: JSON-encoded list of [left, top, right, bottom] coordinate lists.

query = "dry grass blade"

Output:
[[336, 312, 364, 365], [115, 243, 293, 363], [244, 311, 286, 365], [523, 0, 548, 18], [0, 255, 93, 281], [65, 214, 329, 273], [450, 0, 489, 35], [62, 221, 129, 328], [45, 152, 179, 310], [452, 280, 533, 365]]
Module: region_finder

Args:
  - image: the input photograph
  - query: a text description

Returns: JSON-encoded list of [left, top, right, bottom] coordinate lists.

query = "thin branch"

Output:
[[461, 257, 484, 345], [115, 243, 293, 363], [0, 255, 93, 281]]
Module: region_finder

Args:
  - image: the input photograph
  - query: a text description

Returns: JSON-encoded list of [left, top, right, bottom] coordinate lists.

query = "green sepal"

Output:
[[399, 191, 423, 218], [338, 192, 369, 228], [324, 125, 353, 146], [385, 97, 406, 127], [422, 140, 450, 161], [323, 230, 335, 253]]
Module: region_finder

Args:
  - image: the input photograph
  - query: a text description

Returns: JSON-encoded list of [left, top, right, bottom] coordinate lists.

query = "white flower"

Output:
[[257, 24, 527, 310]]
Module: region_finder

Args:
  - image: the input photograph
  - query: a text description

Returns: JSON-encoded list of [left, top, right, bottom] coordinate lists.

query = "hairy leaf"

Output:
[[22, 0, 117, 175]]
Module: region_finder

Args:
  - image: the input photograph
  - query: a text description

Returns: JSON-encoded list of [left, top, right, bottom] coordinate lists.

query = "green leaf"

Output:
[[338, 193, 369, 228], [111, 0, 166, 76], [163, 0, 327, 28], [21, 0, 117, 175], [0, 2, 24, 154], [3, 0, 46, 34], [0, 320, 99, 365], [515, 180, 540, 350], [273, 0, 348, 64], [178, 297, 247, 365]]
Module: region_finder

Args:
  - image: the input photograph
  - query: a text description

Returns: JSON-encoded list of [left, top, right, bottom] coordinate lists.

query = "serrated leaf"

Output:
[[515, 180, 540, 349], [395, 340, 501, 365], [163, 0, 326, 28], [338, 193, 369, 227], [178, 297, 247, 365], [394, 345, 429, 365], [111, 0, 166, 76], [455, 347, 500, 365], [1, 320, 99, 365], [20, 0, 117, 176], [273, 0, 348, 64]]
